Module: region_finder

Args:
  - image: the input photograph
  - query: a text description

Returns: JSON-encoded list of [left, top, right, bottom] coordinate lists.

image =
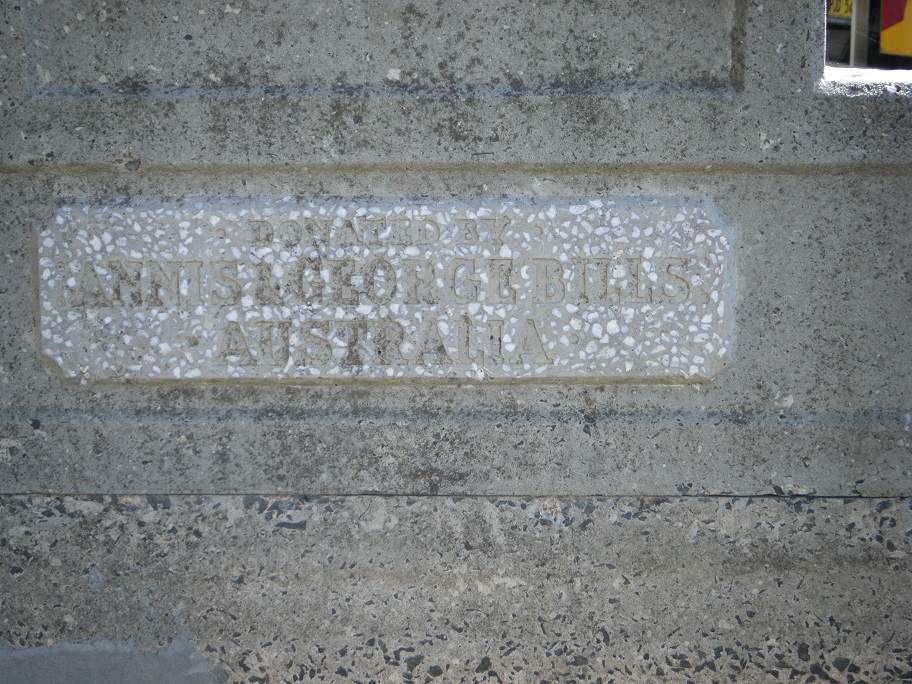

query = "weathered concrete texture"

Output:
[[1, 0, 911, 680], [2, 495, 910, 682], [0, 636, 225, 684], [23, 0, 736, 92]]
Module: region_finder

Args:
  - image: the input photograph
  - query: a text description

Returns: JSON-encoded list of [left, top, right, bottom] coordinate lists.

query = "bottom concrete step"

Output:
[[1, 495, 910, 683]]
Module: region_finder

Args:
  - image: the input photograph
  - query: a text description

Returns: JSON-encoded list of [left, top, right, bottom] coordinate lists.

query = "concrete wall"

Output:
[[1, 1, 910, 682]]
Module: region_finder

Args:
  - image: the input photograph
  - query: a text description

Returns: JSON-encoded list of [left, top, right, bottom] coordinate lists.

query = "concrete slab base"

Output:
[[2, 495, 909, 682]]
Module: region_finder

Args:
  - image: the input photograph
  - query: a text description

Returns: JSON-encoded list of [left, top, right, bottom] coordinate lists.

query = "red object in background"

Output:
[[881, 0, 912, 55], [882, 0, 907, 30]]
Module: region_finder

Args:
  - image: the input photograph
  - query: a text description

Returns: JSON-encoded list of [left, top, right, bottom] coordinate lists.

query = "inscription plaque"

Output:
[[38, 198, 734, 382]]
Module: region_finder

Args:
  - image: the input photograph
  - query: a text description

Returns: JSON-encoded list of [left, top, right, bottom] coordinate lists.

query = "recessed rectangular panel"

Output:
[[37, 198, 734, 382], [24, 0, 735, 93]]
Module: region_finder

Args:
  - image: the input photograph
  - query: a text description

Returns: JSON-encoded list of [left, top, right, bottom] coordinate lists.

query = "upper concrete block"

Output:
[[24, 0, 736, 94], [1, 1, 910, 167]]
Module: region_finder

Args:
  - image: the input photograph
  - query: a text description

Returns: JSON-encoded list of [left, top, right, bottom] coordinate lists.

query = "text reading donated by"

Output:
[[38, 198, 733, 382]]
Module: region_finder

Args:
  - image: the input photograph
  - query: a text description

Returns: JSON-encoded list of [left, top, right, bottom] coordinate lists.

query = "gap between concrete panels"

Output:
[[4, 161, 912, 178]]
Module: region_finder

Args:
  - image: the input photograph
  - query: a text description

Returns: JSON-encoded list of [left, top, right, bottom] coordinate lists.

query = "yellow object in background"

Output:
[[829, 0, 853, 21], [882, 0, 912, 56]]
